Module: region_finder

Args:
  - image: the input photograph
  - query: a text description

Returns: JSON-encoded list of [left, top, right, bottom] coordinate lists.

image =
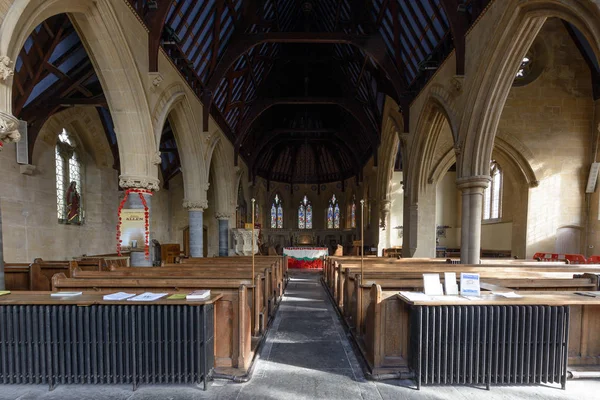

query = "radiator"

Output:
[[410, 305, 569, 390], [0, 304, 214, 390]]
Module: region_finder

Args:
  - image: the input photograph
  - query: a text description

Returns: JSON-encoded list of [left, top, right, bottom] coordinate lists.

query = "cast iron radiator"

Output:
[[0, 304, 214, 390], [410, 305, 570, 390]]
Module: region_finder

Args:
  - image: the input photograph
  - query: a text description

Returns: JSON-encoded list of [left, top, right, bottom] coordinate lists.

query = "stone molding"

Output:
[[0, 56, 14, 82], [183, 199, 208, 211], [0, 111, 20, 149], [456, 175, 491, 191], [119, 175, 160, 191], [215, 212, 233, 220]]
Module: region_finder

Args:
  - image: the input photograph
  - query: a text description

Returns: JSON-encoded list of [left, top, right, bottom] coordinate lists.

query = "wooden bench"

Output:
[[72, 262, 278, 336], [51, 273, 253, 373]]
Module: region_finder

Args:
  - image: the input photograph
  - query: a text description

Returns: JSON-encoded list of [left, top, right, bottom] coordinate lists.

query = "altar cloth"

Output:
[[283, 247, 328, 269]]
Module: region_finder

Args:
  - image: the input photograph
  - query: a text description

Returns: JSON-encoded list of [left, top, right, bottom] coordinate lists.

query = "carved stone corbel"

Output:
[[0, 56, 14, 82], [0, 111, 20, 151]]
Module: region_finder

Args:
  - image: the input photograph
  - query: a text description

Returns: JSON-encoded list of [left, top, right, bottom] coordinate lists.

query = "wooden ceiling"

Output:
[[126, 0, 492, 184], [13, 2, 495, 186]]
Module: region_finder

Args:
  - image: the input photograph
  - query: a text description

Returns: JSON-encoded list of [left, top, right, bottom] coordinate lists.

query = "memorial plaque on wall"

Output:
[[120, 209, 145, 249]]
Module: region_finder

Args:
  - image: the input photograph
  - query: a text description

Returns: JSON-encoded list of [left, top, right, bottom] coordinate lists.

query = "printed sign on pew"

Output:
[[421, 272, 480, 296]]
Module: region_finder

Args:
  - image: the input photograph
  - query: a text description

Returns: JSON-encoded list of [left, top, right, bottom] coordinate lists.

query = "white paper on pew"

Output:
[[444, 272, 459, 295], [423, 274, 444, 296], [399, 291, 433, 301], [493, 291, 523, 298], [103, 292, 136, 301], [127, 292, 168, 302]]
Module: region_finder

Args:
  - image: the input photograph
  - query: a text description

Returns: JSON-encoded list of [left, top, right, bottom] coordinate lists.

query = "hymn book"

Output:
[[127, 292, 168, 301], [186, 290, 211, 300]]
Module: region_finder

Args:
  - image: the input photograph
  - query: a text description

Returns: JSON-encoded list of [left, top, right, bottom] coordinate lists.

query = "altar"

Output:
[[283, 247, 328, 269]]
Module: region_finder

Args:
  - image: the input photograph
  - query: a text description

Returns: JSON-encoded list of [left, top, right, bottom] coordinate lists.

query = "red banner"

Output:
[[287, 258, 324, 270]]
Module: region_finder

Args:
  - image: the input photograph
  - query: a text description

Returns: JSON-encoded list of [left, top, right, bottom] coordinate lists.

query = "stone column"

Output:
[[216, 213, 231, 257], [457, 176, 490, 264], [184, 201, 207, 258], [119, 177, 160, 267]]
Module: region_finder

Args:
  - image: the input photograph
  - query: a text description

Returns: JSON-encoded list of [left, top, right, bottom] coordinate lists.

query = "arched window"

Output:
[[350, 198, 356, 228], [298, 195, 312, 229], [327, 194, 340, 229], [271, 194, 283, 229], [483, 161, 502, 220], [55, 129, 83, 224]]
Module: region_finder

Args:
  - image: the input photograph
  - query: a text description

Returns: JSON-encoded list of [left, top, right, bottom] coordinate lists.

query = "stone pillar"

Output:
[[457, 176, 490, 264], [216, 213, 231, 257], [119, 177, 160, 267], [184, 201, 207, 258], [126, 191, 153, 267]]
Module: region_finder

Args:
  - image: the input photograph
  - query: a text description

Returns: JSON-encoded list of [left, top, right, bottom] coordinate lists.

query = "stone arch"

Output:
[[428, 84, 460, 141], [0, 0, 158, 188], [407, 96, 456, 205], [457, 0, 600, 179], [493, 134, 539, 188], [209, 138, 236, 216], [376, 99, 403, 204], [33, 107, 113, 169], [153, 84, 207, 205]]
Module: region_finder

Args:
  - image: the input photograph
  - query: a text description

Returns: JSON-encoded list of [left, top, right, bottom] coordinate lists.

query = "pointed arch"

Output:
[[407, 96, 457, 205], [0, 0, 158, 187], [457, 0, 600, 179], [154, 84, 207, 203]]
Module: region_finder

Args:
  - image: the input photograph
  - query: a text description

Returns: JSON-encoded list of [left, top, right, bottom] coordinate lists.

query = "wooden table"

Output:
[[0, 291, 222, 390], [396, 292, 600, 390]]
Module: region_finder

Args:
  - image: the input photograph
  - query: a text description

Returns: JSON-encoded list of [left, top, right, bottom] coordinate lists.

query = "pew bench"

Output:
[[0, 291, 219, 390], [51, 274, 254, 373]]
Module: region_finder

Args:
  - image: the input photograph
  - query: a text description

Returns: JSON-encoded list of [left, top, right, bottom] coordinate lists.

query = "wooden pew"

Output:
[[71, 262, 275, 336], [51, 273, 254, 372], [3, 263, 31, 290], [361, 283, 600, 377]]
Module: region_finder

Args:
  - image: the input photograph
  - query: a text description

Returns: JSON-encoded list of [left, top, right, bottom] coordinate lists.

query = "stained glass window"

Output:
[[351, 200, 356, 228], [483, 161, 502, 220], [327, 194, 339, 229], [271, 195, 283, 229], [298, 195, 312, 229], [55, 129, 83, 224], [270, 204, 277, 229]]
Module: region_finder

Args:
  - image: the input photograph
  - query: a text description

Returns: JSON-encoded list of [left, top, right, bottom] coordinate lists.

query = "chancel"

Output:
[[1, 0, 600, 399]]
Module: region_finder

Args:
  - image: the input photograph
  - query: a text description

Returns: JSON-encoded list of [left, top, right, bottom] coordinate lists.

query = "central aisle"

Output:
[[235, 270, 381, 400]]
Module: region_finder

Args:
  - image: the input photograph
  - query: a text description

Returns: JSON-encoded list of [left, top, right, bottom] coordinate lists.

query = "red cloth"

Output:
[[287, 258, 324, 270]]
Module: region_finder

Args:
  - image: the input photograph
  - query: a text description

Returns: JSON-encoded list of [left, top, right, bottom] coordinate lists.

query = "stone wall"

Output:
[[0, 109, 118, 262], [496, 18, 594, 257]]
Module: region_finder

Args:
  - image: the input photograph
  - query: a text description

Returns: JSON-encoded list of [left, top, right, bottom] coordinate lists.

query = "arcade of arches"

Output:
[[0, 0, 599, 268]]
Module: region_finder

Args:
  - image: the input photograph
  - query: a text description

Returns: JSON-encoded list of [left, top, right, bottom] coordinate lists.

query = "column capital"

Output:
[[183, 199, 208, 211], [215, 212, 233, 220], [0, 110, 20, 151], [119, 175, 160, 191], [456, 175, 491, 191]]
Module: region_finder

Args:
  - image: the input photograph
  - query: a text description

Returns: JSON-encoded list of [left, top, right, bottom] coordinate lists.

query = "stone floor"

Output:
[[2, 270, 600, 399]]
